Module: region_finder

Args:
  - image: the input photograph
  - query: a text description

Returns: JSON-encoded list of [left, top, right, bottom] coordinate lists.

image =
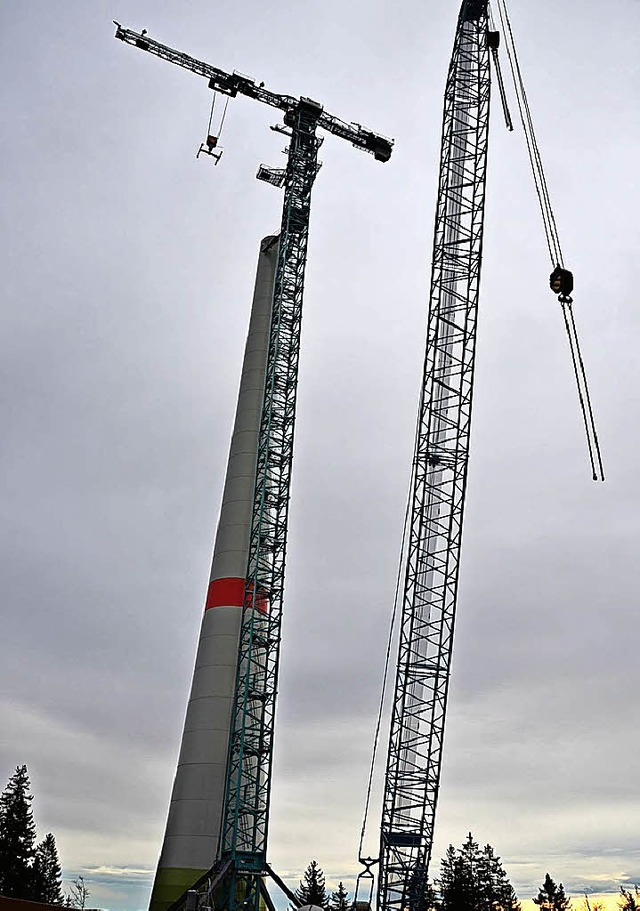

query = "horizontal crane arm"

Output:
[[114, 24, 297, 111], [113, 24, 393, 162]]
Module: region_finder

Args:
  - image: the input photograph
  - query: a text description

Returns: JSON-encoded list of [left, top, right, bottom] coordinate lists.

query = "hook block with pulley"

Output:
[[550, 265, 574, 300]]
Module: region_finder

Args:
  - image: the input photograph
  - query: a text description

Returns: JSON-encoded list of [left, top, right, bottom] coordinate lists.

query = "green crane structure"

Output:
[[114, 23, 392, 911]]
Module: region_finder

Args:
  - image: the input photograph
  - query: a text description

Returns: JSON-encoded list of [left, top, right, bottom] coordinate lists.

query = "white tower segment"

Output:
[[150, 236, 279, 911]]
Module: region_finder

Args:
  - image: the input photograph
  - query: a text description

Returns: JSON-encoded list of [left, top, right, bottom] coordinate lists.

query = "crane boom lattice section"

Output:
[[379, 4, 490, 910], [220, 100, 322, 905]]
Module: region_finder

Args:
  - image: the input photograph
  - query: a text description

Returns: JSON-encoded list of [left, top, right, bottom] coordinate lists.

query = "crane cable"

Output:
[[207, 91, 217, 136], [493, 0, 563, 266], [493, 0, 605, 482], [207, 90, 231, 140], [357, 457, 416, 862]]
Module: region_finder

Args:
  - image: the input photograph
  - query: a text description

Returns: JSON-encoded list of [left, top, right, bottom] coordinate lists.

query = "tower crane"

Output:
[[367, 2, 603, 911], [113, 24, 393, 911]]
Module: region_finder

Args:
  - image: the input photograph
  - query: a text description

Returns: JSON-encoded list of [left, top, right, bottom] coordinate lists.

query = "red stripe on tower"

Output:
[[205, 578, 269, 614], [205, 577, 245, 609]]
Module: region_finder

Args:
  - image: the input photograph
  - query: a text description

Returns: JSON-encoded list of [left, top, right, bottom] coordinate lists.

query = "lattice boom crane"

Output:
[[377, 4, 492, 908], [375, 2, 602, 910]]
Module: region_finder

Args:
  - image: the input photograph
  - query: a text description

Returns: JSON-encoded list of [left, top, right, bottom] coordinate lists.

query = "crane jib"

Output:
[[114, 23, 393, 162]]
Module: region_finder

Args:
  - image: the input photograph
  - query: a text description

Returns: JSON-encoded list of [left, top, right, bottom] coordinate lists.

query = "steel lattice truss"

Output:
[[378, 3, 491, 911], [114, 25, 392, 163], [220, 101, 322, 911]]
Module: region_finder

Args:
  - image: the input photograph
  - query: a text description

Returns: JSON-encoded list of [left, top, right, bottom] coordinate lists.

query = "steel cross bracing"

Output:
[[378, 3, 490, 911], [114, 24, 393, 911], [220, 101, 321, 911]]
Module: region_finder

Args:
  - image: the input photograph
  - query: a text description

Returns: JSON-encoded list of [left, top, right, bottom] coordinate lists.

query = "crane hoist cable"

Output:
[[208, 91, 229, 139], [199, 90, 230, 160], [207, 90, 217, 136], [493, 0, 605, 481], [356, 459, 417, 866], [487, 9, 514, 132]]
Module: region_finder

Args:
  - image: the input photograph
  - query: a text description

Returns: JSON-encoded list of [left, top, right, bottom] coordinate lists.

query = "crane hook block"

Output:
[[550, 265, 574, 298], [488, 30, 500, 49]]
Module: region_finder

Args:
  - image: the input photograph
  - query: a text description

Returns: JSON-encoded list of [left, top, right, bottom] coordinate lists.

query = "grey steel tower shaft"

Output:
[[378, 3, 491, 910]]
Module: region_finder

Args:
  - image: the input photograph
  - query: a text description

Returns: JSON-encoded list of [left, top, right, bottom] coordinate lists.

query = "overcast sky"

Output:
[[1, 1, 639, 910]]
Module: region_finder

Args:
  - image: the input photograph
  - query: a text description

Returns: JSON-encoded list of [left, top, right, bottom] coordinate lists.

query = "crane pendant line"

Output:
[[378, 4, 491, 911]]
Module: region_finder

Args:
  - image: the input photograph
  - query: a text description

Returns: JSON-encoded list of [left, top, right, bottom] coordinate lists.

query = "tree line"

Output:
[[3, 767, 637, 911], [293, 836, 638, 911], [0, 764, 89, 907], [292, 836, 522, 911]]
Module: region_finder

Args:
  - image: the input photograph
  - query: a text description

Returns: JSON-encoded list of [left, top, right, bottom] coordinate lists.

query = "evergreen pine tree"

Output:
[[32, 833, 63, 904], [0, 765, 38, 899], [439, 835, 479, 911], [295, 861, 329, 908], [437, 834, 520, 911], [477, 843, 520, 911], [533, 875, 570, 911], [330, 882, 350, 911], [407, 867, 436, 911]]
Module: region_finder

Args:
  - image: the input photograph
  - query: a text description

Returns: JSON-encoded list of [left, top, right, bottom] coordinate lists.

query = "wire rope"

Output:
[[207, 91, 217, 135], [493, 0, 604, 481], [206, 91, 230, 141], [357, 458, 415, 860], [493, 0, 561, 266], [562, 302, 605, 480], [219, 95, 231, 135]]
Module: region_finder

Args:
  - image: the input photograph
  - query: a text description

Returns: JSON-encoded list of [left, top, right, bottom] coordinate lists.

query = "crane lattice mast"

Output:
[[114, 25, 392, 911], [378, 3, 491, 909], [377, 0, 603, 906]]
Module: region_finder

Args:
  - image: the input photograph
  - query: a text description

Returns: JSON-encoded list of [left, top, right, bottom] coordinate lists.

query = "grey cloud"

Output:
[[2, 0, 640, 909]]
